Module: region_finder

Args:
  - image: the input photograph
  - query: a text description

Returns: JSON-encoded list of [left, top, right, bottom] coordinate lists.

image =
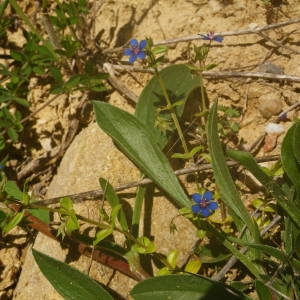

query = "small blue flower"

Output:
[[191, 191, 218, 217], [123, 39, 147, 63], [199, 32, 223, 43]]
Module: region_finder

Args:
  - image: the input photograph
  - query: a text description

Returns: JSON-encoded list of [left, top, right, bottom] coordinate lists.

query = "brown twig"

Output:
[[103, 17, 300, 54], [33, 154, 279, 207], [212, 214, 282, 281], [258, 31, 300, 55], [9, 203, 144, 281], [103, 63, 138, 103], [109, 64, 300, 83]]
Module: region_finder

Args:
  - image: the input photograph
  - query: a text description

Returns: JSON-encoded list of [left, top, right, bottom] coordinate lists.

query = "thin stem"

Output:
[[131, 182, 146, 238], [9, 0, 56, 58], [153, 67, 189, 154], [33, 154, 280, 207]]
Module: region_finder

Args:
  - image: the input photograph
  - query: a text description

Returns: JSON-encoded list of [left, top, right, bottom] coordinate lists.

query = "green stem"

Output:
[[0, 0, 9, 19], [154, 67, 189, 154], [131, 180, 146, 238], [9, 0, 56, 58]]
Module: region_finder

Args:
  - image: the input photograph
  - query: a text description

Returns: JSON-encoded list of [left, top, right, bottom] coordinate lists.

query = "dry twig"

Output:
[[103, 17, 300, 54], [110, 64, 300, 83], [33, 154, 279, 207]]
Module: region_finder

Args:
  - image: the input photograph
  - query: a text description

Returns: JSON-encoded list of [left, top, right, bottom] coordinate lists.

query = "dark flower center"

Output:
[[132, 47, 140, 55], [199, 200, 209, 208]]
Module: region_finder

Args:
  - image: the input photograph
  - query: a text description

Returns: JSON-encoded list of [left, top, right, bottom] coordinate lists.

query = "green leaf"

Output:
[[99, 178, 128, 231], [237, 242, 287, 263], [293, 121, 300, 166], [207, 102, 260, 241], [5, 180, 25, 201], [59, 197, 79, 233], [60, 197, 74, 211], [281, 122, 300, 194], [93, 101, 191, 208], [7, 127, 18, 142], [184, 258, 202, 274], [93, 227, 113, 246], [255, 280, 272, 300], [227, 148, 300, 227], [166, 250, 179, 269], [28, 208, 50, 224], [10, 50, 24, 62], [3, 211, 24, 234], [32, 249, 114, 300], [13, 97, 30, 107], [130, 274, 247, 300], [135, 64, 201, 148], [172, 145, 203, 159], [132, 236, 155, 254], [65, 74, 81, 90]]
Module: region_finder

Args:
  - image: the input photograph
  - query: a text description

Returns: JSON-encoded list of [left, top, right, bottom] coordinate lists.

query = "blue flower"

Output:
[[123, 39, 147, 63], [199, 32, 223, 43], [191, 191, 218, 217]]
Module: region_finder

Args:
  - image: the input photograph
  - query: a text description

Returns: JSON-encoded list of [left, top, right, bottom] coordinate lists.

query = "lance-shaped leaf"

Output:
[[207, 102, 260, 243], [93, 101, 190, 208], [130, 274, 248, 300], [32, 249, 114, 300]]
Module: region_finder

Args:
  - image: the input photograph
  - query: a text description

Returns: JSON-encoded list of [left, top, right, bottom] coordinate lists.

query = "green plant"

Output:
[[0, 0, 107, 164]]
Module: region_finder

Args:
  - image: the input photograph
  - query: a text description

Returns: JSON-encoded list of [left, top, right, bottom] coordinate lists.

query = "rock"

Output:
[[257, 93, 282, 118], [0, 247, 21, 291], [258, 62, 284, 74], [14, 122, 197, 299], [0, 227, 26, 298]]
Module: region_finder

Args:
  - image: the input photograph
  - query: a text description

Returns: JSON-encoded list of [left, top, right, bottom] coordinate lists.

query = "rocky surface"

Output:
[[13, 121, 198, 299]]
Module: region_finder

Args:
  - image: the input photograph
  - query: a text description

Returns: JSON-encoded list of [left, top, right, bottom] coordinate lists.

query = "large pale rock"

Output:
[[14, 122, 197, 299]]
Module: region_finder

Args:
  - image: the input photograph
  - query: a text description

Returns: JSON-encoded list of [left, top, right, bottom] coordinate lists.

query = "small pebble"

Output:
[[258, 93, 282, 118], [258, 62, 284, 74], [265, 123, 284, 134]]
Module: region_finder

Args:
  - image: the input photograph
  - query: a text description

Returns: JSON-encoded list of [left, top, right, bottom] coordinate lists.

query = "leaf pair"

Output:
[[33, 249, 247, 300]]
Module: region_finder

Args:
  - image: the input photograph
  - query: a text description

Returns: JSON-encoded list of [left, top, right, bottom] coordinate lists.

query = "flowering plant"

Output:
[[123, 39, 147, 63]]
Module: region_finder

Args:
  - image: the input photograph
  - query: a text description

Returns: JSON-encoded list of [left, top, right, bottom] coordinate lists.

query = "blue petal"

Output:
[[137, 51, 146, 60], [129, 39, 138, 47], [207, 201, 218, 211], [199, 208, 212, 217], [192, 193, 202, 203], [203, 191, 213, 201], [213, 35, 223, 42], [192, 204, 201, 214], [139, 40, 147, 49], [123, 48, 133, 56], [129, 54, 137, 63]]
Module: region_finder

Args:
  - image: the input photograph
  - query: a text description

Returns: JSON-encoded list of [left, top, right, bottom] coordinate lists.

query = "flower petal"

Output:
[[203, 191, 213, 201], [123, 48, 133, 56], [192, 204, 201, 214], [192, 193, 202, 203], [213, 35, 223, 42], [139, 40, 147, 49], [129, 54, 137, 63], [137, 51, 146, 60], [199, 208, 212, 217], [129, 39, 138, 47], [207, 201, 218, 211]]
